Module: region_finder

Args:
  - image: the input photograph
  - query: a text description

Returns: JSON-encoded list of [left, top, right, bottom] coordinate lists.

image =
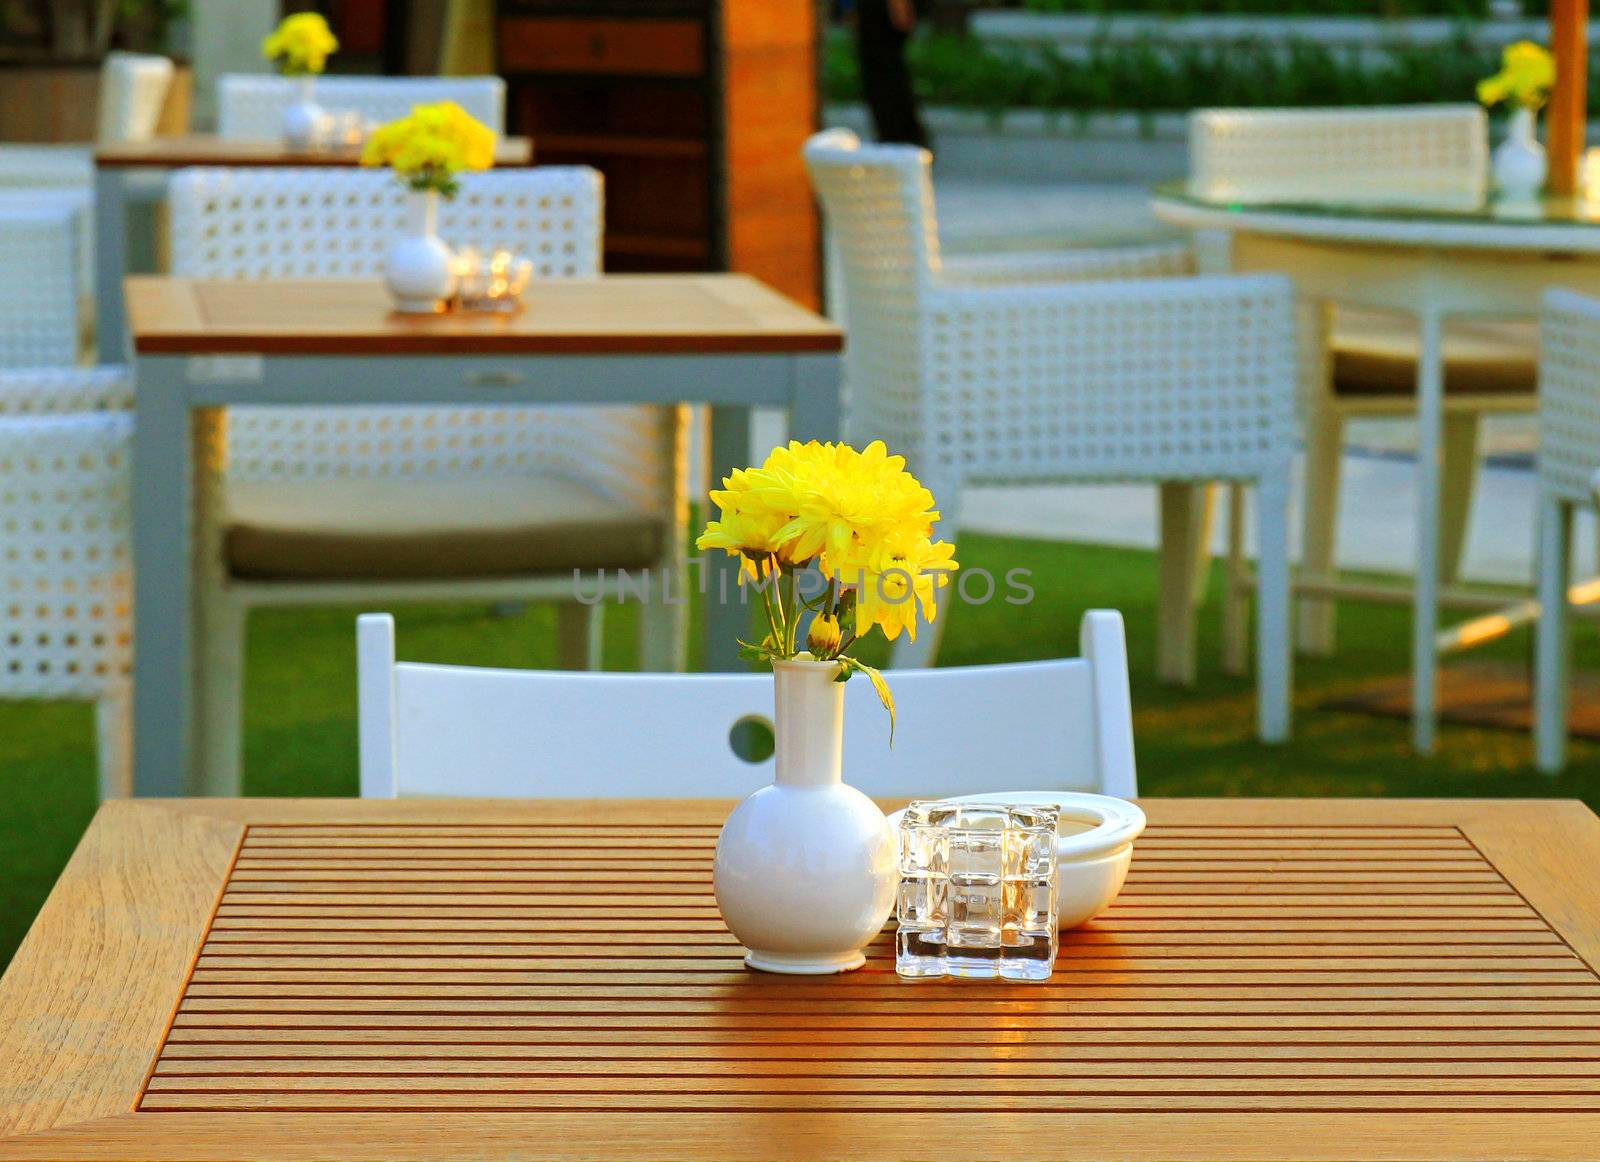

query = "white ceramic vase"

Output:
[[713, 658, 896, 974], [1493, 105, 1547, 201], [281, 75, 327, 150], [384, 189, 458, 313]]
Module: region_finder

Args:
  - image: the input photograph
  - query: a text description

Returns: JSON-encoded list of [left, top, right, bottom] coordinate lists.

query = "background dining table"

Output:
[[1150, 185, 1600, 757], [1, 796, 1597, 1161], [92, 133, 536, 359], [124, 273, 841, 797]]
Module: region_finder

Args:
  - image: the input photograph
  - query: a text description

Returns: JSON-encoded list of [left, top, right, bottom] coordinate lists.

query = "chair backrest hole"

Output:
[[727, 715, 775, 765]]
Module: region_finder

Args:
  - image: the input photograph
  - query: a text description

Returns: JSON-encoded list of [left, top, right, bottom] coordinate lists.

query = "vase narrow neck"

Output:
[[297, 74, 316, 103], [1512, 105, 1537, 140], [407, 189, 438, 236], [772, 660, 844, 788]]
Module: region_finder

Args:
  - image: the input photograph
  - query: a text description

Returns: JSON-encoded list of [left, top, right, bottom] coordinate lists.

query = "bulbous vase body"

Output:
[[281, 76, 328, 150], [1493, 106, 1547, 201], [713, 659, 896, 974], [384, 189, 458, 313]]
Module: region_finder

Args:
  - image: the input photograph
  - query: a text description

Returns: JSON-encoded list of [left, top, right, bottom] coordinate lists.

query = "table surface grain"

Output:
[[125, 274, 843, 357], [1, 797, 1598, 1161]]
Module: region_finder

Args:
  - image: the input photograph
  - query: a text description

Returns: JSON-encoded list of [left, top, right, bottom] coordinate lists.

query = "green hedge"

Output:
[[824, 31, 1593, 116], [1015, 1, 1544, 15]]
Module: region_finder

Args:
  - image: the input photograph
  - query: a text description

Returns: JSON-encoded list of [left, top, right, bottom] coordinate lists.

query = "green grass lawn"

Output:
[[3, 532, 1596, 972]]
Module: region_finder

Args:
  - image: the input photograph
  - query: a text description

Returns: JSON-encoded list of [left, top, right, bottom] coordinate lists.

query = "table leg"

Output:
[[1411, 308, 1445, 754], [705, 405, 754, 672], [131, 356, 194, 795], [787, 352, 843, 445], [93, 167, 128, 365]]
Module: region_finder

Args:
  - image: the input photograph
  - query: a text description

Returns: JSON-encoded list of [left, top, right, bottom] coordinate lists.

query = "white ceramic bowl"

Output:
[[888, 792, 1146, 929]]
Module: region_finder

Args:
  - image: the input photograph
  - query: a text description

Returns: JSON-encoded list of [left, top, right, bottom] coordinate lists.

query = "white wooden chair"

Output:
[[216, 75, 505, 140], [1188, 105, 1535, 658], [805, 128, 1297, 743], [0, 368, 137, 798], [168, 166, 688, 796], [1534, 289, 1600, 772], [357, 608, 1136, 799]]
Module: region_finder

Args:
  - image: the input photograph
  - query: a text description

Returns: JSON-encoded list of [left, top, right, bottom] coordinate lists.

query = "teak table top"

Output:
[[125, 275, 843, 357], [94, 134, 533, 168], [2, 797, 1598, 1161]]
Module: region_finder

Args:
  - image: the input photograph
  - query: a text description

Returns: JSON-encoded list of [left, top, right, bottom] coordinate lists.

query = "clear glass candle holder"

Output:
[[896, 801, 1059, 982]]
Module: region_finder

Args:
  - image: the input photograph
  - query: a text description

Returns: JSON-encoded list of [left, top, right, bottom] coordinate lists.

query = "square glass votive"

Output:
[[896, 801, 1059, 982]]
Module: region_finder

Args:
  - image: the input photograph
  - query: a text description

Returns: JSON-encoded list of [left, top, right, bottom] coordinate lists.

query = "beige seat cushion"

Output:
[[226, 475, 665, 581], [1332, 308, 1537, 397]]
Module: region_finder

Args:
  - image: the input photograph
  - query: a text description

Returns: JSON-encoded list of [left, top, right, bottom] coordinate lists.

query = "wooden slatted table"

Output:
[[2, 797, 1598, 1160]]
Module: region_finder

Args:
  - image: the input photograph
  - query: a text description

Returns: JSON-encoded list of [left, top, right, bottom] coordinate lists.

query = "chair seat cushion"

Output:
[[1331, 309, 1537, 397], [225, 475, 665, 581]]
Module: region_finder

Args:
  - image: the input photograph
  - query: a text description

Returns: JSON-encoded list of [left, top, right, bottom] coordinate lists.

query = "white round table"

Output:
[[1151, 183, 1600, 753]]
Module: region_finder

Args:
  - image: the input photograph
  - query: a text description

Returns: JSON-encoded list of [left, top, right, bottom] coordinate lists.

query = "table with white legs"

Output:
[[1153, 184, 1600, 753], [124, 273, 841, 796], [93, 136, 534, 362]]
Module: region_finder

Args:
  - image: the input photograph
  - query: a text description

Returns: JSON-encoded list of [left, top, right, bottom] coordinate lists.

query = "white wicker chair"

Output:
[[0, 203, 80, 369], [1187, 105, 1533, 658], [0, 367, 136, 798], [357, 608, 1137, 799], [216, 75, 505, 140], [805, 129, 1297, 742], [1534, 289, 1600, 772], [167, 165, 687, 795], [97, 52, 175, 143], [1188, 105, 1488, 208]]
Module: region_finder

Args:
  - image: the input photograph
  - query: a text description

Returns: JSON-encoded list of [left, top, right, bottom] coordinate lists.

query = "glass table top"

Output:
[[1151, 179, 1600, 229]]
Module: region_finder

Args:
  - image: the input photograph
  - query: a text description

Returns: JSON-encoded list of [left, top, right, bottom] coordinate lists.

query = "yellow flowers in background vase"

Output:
[[261, 13, 339, 149], [360, 102, 498, 313], [1479, 42, 1557, 201], [704, 440, 956, 976]]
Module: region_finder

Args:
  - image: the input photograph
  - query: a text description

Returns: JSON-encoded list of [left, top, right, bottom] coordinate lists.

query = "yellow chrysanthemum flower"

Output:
[[1478, 41, 1556, 110], [360, 102, 497, 197], [262, 12, 339, 77]]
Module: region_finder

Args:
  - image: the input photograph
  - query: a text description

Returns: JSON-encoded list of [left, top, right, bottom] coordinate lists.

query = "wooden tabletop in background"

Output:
[[125, 275, 843, 357], [1, 797, 1597, 1161], [95, 135, 534, 169]]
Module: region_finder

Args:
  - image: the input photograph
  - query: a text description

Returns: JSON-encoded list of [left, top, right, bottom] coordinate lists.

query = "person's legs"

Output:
[[854, 0, 928, 148]]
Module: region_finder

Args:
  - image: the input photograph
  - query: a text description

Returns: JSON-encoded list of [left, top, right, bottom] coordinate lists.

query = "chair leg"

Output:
[[1222, 482, 1250, 677], [1157, 482, 1215, 687], [1534, 493, 1573, 775], [1298, 408, 1344, 657], [194, 588, 248, 797], [1438, 412, 1482, 585], [94, 679, 133, 799], [557, 602, 605, 672], [1255, 467, 1293, 743]]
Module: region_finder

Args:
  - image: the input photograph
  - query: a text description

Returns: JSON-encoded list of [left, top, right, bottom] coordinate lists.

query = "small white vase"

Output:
[[384, 189, 458, 313], [1493, 105, 1547, 201], [713, 658, 896, 974], [281, 75, 328, 150]]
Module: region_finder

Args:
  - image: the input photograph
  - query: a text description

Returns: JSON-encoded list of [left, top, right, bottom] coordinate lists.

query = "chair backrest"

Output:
[[1539, 288, 1600, 508], [168, 165, 615, 485], [1188, 105, 1488, 207], [0, 412, 132, 699], [97, 53, 174, 144], [357, 609, 1137, 800], [803, 129, 940, 460], [0, 366, 133, 416], [0, 204, 79, 369], [216, 75, 506, 140]]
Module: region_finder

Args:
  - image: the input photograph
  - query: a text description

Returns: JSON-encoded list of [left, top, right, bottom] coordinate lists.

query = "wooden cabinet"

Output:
[[497, 0, 821, 309]]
